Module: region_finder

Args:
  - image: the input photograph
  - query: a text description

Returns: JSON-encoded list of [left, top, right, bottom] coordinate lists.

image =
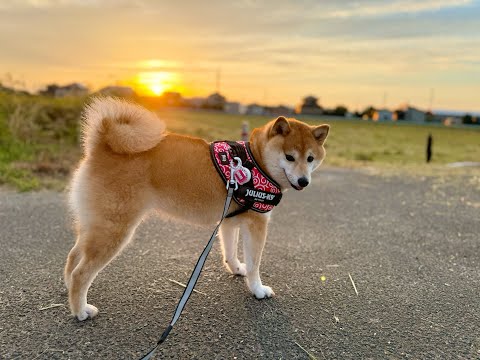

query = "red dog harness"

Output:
[[210, 141, 282, 216]]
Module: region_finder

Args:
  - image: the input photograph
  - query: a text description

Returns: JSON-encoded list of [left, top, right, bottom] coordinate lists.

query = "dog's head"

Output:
[[255, 116, 329, 191]]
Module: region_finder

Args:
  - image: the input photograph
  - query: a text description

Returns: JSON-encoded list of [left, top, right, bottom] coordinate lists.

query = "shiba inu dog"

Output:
[[65, 97, 329, 321]]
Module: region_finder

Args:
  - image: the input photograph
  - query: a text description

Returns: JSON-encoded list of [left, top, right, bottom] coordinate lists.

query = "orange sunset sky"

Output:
[[1, 0, 479, 112]]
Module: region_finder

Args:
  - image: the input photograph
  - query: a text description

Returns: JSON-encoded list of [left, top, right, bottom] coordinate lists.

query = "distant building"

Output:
[[430, 111, 463, 124], [55, 83, 88, 97], [98, 86, 136, 98], [160, 91, 183, 106], [39, 84, 59, 96], [204, 92, 226, 110], [245, 103, 265, 116], [296, 96, 323, 115], [185, 97, 205, 108], [40, 83, 89, 97], [443, 117, 463, 126], [405, 107, 425, 122], [224, 102, 240, 114], [263, 105, 294, 117], [372, 109, 393, 121], [393, 105, 425, 122]]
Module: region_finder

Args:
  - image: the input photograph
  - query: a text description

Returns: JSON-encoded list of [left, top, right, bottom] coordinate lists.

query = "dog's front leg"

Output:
[[219, 220, 246, 276], [241, 214, 274, 299]]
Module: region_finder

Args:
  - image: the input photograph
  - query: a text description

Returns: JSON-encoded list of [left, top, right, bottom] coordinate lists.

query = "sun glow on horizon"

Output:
[[134, 71, 178, 96], [149, 83, 166, 96], [136, 59, 180, 69]]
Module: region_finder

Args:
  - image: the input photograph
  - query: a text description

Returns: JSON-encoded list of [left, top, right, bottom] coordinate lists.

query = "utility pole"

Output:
[[215, 67, 221, 93], [428, 88, 434, 112]]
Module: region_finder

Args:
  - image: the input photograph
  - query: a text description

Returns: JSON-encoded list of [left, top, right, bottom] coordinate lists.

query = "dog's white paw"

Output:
[[76, 304, 98, 321], [250, 283, 275, 299]]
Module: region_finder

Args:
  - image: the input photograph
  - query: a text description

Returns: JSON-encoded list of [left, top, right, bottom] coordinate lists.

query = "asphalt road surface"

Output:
[[1, 168, 479, 359]]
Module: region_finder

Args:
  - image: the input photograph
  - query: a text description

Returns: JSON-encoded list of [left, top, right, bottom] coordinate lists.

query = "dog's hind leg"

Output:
[[64, 242, 82, 289], [68, 216, 141, 321], [219, 220, 246, 276]]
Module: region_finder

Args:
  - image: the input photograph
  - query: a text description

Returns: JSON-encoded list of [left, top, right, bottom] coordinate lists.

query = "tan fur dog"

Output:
[[65, 98, 329, 321]]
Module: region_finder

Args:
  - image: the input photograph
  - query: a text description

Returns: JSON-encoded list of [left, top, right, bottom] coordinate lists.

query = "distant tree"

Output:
[[362, 106, 376, 119], [462, 114, 473, 124], [303, 96, 320, 108], [296, 95, 323, 115], [394, 109, 406, 121], [425, 110, 434, 122], [332, 105, 348, 117]]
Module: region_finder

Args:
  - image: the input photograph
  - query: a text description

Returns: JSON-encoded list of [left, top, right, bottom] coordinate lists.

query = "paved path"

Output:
[[1, 168, 479, 359]]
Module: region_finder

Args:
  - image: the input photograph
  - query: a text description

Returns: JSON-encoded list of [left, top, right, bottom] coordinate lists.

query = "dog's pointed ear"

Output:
[[269, 116, 291, 138], [312, 124, 330, 145]]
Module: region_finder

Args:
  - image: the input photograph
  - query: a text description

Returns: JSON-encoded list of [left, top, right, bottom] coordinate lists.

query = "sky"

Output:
[[1, 0, 479, 112]]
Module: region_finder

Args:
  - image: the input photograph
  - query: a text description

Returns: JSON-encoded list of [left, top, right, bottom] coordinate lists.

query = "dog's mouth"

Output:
[[290, 182, 304, 191], [284, 170, 304, 191]]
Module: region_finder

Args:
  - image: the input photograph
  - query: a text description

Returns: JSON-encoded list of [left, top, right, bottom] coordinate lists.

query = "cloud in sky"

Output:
[[322, 0, 475, 18], [0, 0, 479, 111]]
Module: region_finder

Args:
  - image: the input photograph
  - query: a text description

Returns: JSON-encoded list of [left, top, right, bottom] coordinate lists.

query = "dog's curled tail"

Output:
[[82, 97, 166, 155]]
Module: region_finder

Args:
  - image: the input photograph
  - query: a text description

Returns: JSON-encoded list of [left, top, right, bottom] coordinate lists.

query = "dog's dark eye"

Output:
[[307, 156, 314, 163], [285, 154, 295, 162]]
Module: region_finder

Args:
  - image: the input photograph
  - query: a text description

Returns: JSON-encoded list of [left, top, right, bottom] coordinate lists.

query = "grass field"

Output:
[[1, 95, 479, 191], [157, 108, 480, 166]]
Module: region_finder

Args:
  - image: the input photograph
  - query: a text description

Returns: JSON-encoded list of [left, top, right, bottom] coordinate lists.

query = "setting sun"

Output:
[[150, 83, 165, 96], [135, 71, 178, 96]]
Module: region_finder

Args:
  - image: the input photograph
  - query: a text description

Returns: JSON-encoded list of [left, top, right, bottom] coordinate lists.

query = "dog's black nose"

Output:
[[298, 177, 309, 188]]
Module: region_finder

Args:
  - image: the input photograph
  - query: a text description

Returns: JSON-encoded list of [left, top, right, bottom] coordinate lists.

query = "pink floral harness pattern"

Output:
[[210, 141, 282, 213]]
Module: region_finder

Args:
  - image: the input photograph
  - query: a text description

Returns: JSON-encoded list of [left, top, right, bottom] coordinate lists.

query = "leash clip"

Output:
[[227, 157, 241, 190]]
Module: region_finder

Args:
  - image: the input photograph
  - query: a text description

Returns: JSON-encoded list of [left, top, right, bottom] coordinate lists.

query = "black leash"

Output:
[[139, 174, 237, 360]]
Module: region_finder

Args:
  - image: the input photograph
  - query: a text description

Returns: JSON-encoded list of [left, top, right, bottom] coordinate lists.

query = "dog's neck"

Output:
[[249, 129, 272, 181]]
